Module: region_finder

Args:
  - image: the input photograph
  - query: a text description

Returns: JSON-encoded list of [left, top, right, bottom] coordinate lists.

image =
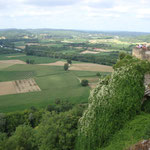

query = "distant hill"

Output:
[[0, 28, 149, 39]]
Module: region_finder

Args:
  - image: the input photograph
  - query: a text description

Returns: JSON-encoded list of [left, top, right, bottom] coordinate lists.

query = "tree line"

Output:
[[25, 45, 118, 66], [0, 100, 86, 150]]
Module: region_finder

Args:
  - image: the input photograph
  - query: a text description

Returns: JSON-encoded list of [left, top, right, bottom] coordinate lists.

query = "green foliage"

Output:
[[64, 63, 69, 71], [26, 59, 35, 64], [0, 132, 7, 150], [2, 109, 43, 135], [76, 57, 150, 150], [46, 100, 73, 112], [143, 123, 150, 140], [96, 72, 101, 77], [81, 80, 89, 86], [100, 113, 150, 150], [119, 52, 127, 60], [0, 113, 6, 132], [141, 98, 150, 113], [25, 45, 118, 66], [5, 125, 37, 150], [113, 55, 150, 72], [36, 108, 81, 150], [67, 59, 72, 64], [0, 103, 85, 150]]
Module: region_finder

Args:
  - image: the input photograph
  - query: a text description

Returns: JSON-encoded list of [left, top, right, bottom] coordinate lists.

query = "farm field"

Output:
[[0, 78, 41, 96], [40, 61, 113, 72], [0, 54, 60, 64], [0, 58, 111, 113]]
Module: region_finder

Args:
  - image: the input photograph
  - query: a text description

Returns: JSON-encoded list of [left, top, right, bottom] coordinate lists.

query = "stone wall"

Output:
[[132, 48, 150, 61]]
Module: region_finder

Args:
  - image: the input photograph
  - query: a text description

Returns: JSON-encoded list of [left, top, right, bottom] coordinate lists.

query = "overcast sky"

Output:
[[0, 0, 150, 32]]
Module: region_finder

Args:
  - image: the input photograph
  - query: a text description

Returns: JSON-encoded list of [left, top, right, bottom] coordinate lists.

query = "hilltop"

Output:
[[76, 55, 150, 150]]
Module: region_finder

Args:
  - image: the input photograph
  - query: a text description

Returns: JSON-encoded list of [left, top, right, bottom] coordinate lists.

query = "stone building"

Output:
[[132, 47, 150, 61]]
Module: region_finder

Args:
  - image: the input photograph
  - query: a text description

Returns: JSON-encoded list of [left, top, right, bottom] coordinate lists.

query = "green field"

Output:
[[0, 54, 60, 64], [0, 63, 105, 113]]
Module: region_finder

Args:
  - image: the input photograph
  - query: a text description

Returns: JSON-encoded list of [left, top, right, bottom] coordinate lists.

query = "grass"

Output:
[[0, 53, 112, 113], [14, 41, 25, 46], [0, 64, 91, 113], [0, 54, 60, 64], [71, 70, 110, 77], [0, 71, 35, 82], [100, 113, 150, 150]]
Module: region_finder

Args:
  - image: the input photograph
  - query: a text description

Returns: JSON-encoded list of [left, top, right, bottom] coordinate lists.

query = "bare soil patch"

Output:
[[0, 59, 26, 64], [16, 46, 25, 49], [94, 48, 112, 52], [70, 63, 113, 72], [0, 81, 16, 95], [40, 61, 113, 72], [0, 60, 26, 70], [0, 60, 26, 69], [40, 61, 65, 66], [0, 78, 41, 96], [80, 50, 100, 54], [26, 43, 40, 46], [89, 83, 97, 89], [0, 63, 13, 70]]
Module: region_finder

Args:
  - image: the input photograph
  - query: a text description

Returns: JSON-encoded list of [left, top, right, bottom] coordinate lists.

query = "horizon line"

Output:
[[0, 28, 150, 33]]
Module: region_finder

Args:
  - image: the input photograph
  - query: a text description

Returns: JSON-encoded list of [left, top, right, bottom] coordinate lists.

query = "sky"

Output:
[[0, 0, 150, 32]]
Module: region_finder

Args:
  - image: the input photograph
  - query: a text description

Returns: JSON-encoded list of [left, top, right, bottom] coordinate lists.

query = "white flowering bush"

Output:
[[76, 57, 150, 150]]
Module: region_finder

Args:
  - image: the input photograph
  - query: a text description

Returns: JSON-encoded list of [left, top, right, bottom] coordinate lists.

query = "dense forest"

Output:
[[0, 100, 86, 150]]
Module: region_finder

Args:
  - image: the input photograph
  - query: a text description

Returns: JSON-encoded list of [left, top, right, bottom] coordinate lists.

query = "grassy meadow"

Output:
[[0, 58, 109, 112], [0, 54, 60, 64]]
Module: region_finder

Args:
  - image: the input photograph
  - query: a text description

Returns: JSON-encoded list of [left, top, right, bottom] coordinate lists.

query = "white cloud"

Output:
[[0, 0, 150, 31]]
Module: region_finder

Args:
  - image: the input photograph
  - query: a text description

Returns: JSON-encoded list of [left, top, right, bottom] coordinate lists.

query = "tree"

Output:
[[36, 108, 82, 150], [26, 59, 35, 64], [5, 125, 37, 150], [26, 59, 30, 64], [0, 132, 7, 150], [81, 80, 89, 86], [54, 98, 61, 105], [96, 72, 101, 77], [30, 60, 35, 64], [64, 63, 69, 71], [67, 59, 72, 64], [0, 113, 6, 132], [119, 52, 126, 60]]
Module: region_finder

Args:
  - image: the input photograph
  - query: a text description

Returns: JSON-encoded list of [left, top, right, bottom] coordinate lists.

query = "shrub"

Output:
[[96, 72, 101, 77], [64, 63, 69, 71], [81, 80, 88, 86], [67, 59, 72, 64]]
